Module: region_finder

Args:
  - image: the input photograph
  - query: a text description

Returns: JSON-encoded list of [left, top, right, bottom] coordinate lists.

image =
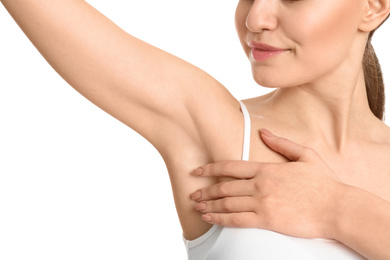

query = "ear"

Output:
[[359, 0, 390, 32]]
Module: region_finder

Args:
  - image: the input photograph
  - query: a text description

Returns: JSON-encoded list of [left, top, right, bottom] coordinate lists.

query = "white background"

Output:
[[0, 1, 389, 259]]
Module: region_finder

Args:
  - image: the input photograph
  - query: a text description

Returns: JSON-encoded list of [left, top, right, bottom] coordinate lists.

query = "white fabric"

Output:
[[184, 101, 365, 259], [239, 101, 251, 161]]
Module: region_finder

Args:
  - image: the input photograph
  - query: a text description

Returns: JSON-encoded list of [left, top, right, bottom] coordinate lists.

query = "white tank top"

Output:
[[183, 101, 366, 259]]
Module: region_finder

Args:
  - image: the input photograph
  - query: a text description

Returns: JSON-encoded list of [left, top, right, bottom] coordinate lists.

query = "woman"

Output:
[[0, 0, 389, 259]]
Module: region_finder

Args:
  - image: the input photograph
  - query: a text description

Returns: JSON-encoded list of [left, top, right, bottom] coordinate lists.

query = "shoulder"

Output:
[[369, 120, 390, 147]]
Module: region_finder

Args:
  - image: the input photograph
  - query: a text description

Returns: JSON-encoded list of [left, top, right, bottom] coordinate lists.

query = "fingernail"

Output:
[[196, 202, 207, 211], [190, 191, 202, 201], [191, 168, 204, 176], [202, 214, 212, 223], [260, 128, 274, 137]]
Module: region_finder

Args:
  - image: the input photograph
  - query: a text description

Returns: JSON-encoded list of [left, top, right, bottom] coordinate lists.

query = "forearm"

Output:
[[0, 0, 137, 92], [332, 184, 390, 260], [0, 0, 221, 140]]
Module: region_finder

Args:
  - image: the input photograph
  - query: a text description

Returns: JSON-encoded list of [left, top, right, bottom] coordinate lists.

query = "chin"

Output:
[[251, 64, 308, 89], [252, 73, 291, 89]]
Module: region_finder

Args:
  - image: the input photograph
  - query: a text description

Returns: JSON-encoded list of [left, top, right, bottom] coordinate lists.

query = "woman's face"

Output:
[[235, 0, 366, 89]]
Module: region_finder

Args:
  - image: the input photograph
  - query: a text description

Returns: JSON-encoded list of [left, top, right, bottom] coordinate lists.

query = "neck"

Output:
[[262, 67, 376, 152]]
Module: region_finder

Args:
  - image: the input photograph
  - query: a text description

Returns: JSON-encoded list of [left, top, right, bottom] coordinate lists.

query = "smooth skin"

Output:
[[1, 0, 390, 259], [191, 129, 390, 260], [0, 0, 243, 240], [189, 1, 390, 259]]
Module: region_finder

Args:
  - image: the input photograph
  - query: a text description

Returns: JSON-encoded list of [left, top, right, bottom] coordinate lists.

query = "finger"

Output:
[[196, 197, 256, 213], [202, 212, 260, 228], [260, 129, 316, 161], [192, 160, 264, 179], [190, 179, 254, 201]]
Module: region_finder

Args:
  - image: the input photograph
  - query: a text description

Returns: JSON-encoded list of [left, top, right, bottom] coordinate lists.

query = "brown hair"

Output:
[[363, 32, 384, 120], [363, 16, 389, 121]]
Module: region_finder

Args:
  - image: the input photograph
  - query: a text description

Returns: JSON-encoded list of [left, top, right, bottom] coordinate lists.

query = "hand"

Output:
[[190, 129, 343, 239]]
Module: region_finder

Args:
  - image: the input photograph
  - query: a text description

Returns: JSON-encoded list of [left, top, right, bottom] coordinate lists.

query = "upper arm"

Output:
[[1, 0, 239, 152]]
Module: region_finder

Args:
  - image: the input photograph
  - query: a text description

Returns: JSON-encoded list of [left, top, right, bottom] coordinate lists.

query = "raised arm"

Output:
[[1, 0, 246, 241], [0, 0, 239, 154], [7, 3, 389, 254]]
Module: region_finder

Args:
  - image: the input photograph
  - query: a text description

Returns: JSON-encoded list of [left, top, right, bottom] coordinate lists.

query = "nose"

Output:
[[246, 0, 278, 33]]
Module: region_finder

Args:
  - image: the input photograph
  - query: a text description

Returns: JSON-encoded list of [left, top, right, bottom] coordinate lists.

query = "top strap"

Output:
[[239, 101, 251, 161]]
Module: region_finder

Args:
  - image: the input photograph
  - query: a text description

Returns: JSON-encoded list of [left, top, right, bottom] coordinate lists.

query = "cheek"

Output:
[[286, 1, 361, 68]]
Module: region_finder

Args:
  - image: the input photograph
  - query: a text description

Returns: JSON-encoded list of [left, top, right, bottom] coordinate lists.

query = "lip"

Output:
[[248, 41, 288, 62]]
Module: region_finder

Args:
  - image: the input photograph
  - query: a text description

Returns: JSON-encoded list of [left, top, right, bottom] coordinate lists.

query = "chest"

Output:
[[330, 155, 390, 202], [248, 129, 390, 202]]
